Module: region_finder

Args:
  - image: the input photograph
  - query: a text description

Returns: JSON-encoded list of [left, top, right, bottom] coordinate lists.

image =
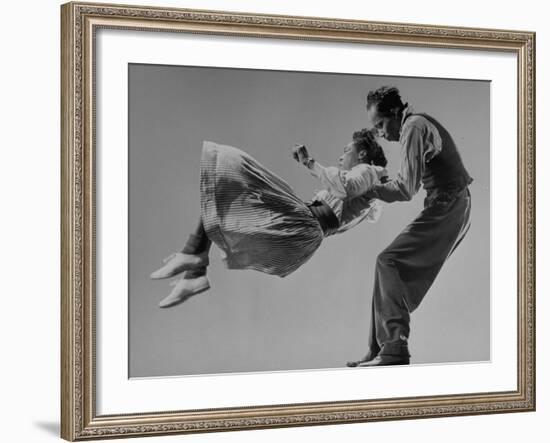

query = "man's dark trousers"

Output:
[[368, 187, 472, 358]]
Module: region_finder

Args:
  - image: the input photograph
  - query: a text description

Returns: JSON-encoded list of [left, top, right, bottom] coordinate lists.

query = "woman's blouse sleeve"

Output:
[[309, 161, 385, 199]]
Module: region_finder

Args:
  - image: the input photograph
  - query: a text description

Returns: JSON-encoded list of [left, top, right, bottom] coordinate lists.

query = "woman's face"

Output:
[[338, 142, 365, 170]]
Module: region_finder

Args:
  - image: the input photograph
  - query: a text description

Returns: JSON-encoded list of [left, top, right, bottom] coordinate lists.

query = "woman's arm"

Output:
[[290, 144, 385, 199], [309, 162, 383, 199]]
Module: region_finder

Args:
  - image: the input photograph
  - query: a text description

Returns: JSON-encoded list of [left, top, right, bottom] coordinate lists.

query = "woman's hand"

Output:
[[292, 144, 312, 166]]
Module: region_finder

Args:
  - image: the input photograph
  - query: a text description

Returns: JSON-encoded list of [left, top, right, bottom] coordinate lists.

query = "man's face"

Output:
[[367, 104, 401, 142]]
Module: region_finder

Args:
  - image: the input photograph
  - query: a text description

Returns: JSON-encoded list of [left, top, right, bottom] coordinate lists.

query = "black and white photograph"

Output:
[[2, 0, 545, 440], [128, 64, 490, 377]]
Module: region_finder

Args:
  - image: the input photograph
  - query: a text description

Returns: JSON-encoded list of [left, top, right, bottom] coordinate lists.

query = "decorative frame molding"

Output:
[[61, 2, 535, 440]]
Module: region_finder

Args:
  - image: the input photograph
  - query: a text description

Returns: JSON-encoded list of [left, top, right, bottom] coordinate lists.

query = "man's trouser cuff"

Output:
[[380, 342, 410, 357]]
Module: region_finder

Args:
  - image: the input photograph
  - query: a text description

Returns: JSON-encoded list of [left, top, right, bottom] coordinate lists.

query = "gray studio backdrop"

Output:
[[128, 63, 490, 377]]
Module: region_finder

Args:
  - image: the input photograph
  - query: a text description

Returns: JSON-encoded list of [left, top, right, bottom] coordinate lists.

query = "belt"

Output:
[[424, 185, 470, 208], [307, 200, 340, 236]]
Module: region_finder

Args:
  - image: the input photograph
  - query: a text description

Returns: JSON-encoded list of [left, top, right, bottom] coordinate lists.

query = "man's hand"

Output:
[[362, 187, 379, 200], [291, 144, 311, 165]]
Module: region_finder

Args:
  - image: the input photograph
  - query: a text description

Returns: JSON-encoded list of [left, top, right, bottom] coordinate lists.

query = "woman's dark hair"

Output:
[[352, 128, 387, 168], [366, 86, 405, 117]]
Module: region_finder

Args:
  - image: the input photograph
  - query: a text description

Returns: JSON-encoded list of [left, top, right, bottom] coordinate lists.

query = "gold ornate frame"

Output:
[[61, 1, 536, 440]]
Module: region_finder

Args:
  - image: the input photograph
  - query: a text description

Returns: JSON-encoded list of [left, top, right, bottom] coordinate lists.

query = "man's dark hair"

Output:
[[366, 86, 405, 117], [352, 128, 387, 168]]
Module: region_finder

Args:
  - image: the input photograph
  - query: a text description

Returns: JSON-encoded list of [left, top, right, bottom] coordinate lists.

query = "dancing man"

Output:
[[347, 86, 473, 367]]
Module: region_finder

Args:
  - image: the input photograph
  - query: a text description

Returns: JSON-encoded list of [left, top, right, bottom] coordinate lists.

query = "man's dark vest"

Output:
[[407, 113, 473, 191]]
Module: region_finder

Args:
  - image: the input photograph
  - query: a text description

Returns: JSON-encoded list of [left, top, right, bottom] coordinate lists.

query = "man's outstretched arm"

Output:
[[372, 126, 424, 203]]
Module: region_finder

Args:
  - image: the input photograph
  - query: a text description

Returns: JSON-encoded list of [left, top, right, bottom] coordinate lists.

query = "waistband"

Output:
[[424, 176, 473, 193], [307, 200, 340, 236], [424, 185, 470, 208]]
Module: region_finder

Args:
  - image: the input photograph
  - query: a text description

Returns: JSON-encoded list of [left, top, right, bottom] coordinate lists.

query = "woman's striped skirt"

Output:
[[200, 141, 324, 277]]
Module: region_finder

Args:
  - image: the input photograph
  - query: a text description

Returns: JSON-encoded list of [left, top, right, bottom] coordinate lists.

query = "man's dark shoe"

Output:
[[357, 354, 410, 367], [346, 349, 379, 367]]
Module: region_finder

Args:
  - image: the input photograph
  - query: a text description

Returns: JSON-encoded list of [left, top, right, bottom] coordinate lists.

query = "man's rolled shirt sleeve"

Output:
[[374, 126, 429, 202]]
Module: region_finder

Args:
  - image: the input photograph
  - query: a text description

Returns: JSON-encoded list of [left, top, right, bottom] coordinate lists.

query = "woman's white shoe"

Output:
[[150, 252, 209, 279], [158, 275, 211, 308]]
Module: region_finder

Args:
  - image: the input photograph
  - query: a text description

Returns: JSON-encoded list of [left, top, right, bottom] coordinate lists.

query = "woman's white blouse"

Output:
[[308, 161, 387, 229]]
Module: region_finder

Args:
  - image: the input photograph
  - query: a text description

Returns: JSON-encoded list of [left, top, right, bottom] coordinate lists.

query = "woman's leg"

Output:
[[181, 219, 211, 255], [150, 217, 211, 279], [157, 218, 212, 308], [180, 219, 211, 278]]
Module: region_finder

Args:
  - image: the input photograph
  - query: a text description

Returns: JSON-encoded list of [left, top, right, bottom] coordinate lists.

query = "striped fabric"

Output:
[[200, 141, 324, 278]]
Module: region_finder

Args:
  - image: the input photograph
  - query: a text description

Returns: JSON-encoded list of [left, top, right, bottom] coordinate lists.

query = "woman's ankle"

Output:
[[181, 233, 211, 255], [185, 267, 207, 279]]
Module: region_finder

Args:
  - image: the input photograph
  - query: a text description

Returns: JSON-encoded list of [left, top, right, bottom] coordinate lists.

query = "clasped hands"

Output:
[[292, 144, 314, 169]]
